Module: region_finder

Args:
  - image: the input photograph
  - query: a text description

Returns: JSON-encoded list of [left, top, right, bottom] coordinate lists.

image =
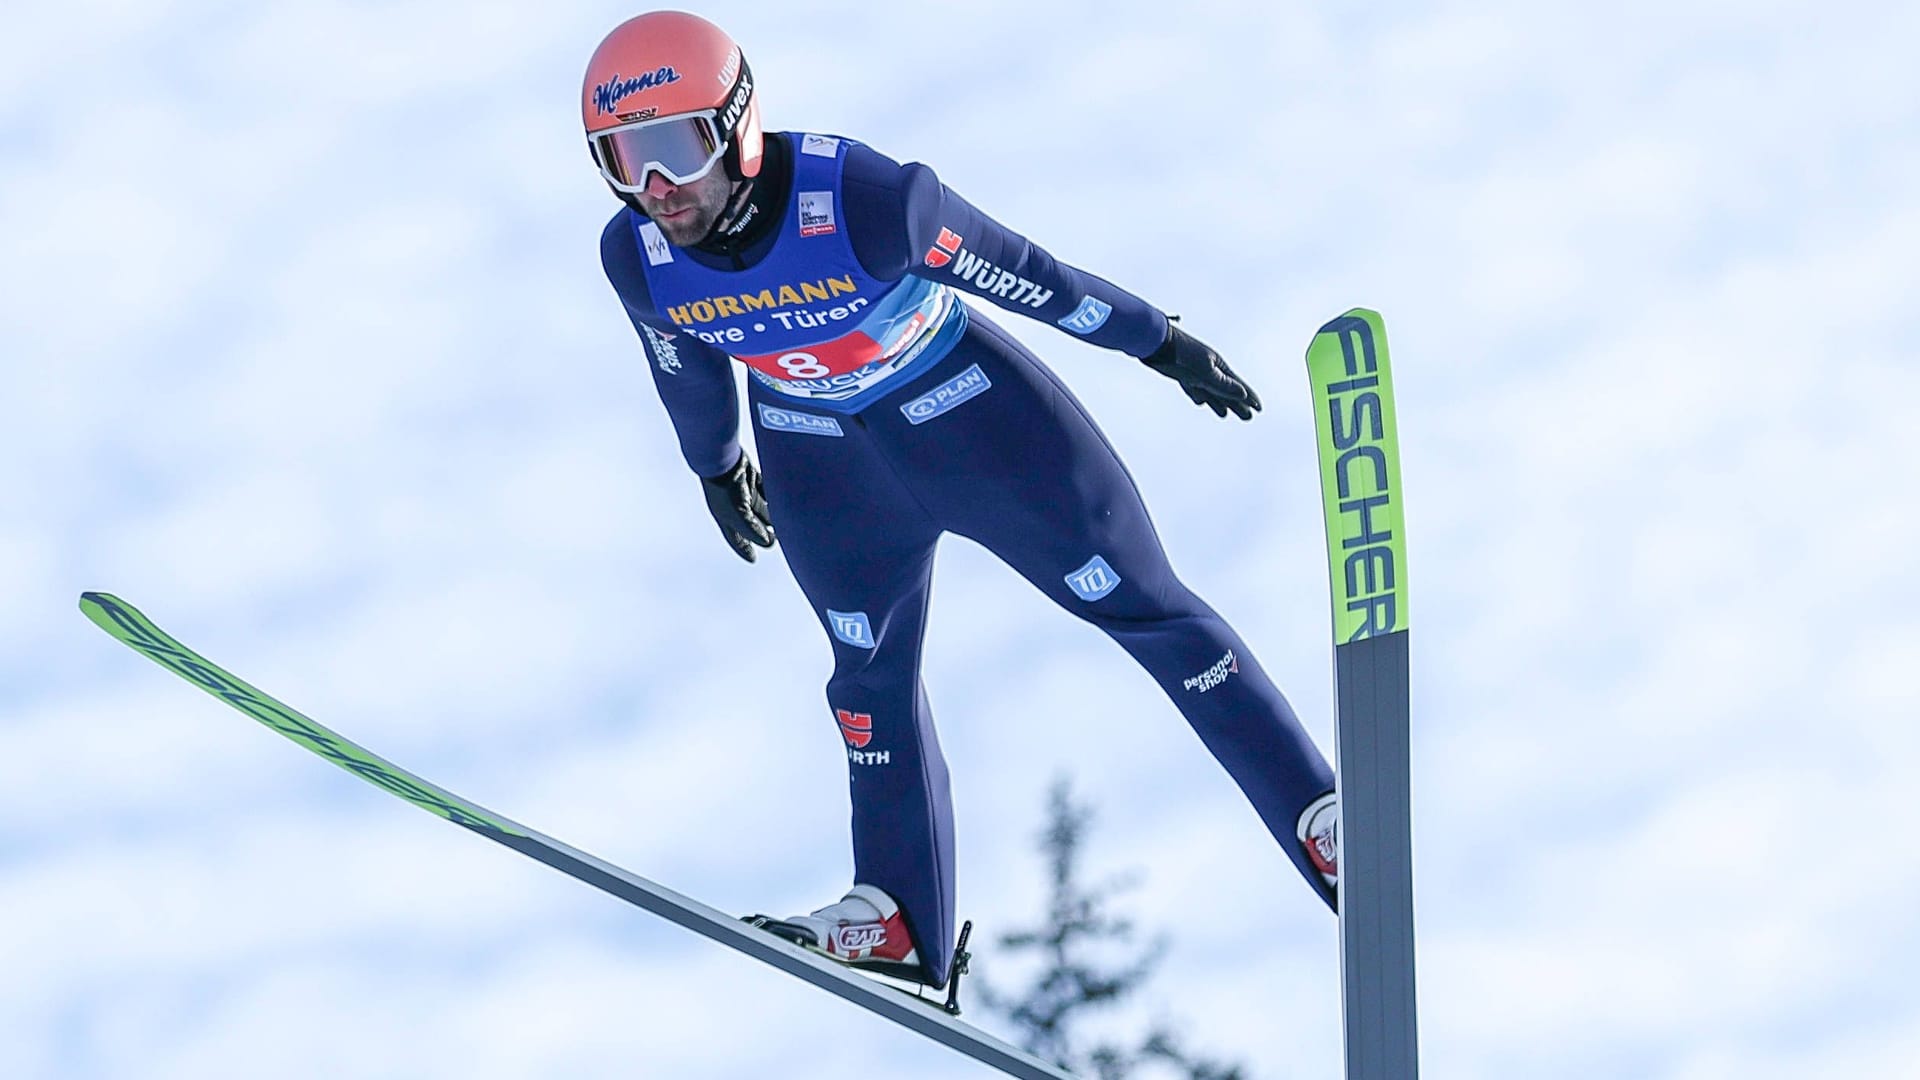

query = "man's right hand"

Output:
[[701, 452, 776, 562]]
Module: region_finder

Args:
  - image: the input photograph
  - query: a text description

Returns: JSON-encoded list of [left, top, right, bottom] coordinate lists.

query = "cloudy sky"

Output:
[[4, 0, 1918, 1077]]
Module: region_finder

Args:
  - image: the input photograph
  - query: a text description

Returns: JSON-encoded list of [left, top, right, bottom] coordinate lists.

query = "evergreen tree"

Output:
[[979, 777, 1248, 1080]]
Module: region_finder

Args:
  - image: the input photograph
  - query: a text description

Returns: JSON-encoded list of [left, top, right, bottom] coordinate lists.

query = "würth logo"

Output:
[[836, 709, 873, 748], [923, 227, 963, 268]]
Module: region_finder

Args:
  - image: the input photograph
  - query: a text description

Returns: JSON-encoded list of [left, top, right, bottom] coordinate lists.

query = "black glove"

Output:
[[700, 451, 776, 562], [1141, 318, 1262, 420]]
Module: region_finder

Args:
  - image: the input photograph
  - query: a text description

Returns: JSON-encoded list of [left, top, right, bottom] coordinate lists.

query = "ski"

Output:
[[1303, 310, 1419, 1079], [77, 591, 1076, 1080]]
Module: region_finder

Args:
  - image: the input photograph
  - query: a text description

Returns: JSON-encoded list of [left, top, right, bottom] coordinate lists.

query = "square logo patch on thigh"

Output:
[[1065, 555, 1122, 602], [828, 609, 875, 648]]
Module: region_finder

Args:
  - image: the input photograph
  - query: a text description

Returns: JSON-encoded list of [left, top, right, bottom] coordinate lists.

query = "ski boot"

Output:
[[747, 884, 929, 985], [1298, 791, 1340, 901]]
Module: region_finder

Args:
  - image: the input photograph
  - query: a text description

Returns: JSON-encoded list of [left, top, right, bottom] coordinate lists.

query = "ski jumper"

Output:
[[601, 132, 1335, 986]]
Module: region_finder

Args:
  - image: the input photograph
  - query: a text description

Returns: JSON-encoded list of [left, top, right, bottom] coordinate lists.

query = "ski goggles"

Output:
[[589, 111, 726, 194]]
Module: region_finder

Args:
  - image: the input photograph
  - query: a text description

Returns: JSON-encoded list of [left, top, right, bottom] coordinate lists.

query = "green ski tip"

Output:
[[78, 591, 526, 837]]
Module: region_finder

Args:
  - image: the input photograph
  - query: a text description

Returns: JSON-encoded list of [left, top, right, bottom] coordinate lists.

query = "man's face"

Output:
[[631, 167, 737, 246]]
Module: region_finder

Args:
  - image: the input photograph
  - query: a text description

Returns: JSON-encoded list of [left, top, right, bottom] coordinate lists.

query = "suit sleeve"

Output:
[[600, 212, 742, 479], [841, 144, 1170, 358]]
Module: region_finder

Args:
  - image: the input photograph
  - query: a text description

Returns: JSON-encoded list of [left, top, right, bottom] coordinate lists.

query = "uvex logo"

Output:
[[717, 67, 754, 138], [923, 227, 963, 268], [836, 709, 873, 748]]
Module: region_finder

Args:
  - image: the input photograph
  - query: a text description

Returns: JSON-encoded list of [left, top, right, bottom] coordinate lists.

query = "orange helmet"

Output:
[[582, 11, 763, 194]]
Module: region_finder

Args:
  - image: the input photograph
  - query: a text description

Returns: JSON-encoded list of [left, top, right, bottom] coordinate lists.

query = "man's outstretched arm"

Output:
[[843, 144, 1259, 419]]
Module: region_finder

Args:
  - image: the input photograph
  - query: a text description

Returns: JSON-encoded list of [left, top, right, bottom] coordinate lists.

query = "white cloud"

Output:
[[5, 0, 1918, 1077]]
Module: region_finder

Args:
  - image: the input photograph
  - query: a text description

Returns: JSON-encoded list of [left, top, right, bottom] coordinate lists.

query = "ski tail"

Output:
[[1303, 310, 1419, 1080], [77, 592, 1078, 1080], [1304, 309, 1408, 644]]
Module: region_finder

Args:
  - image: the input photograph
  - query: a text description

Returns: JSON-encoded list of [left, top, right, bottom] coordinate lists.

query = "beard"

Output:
[[651, 204, 714, 245], [641, 176, 739, 246]]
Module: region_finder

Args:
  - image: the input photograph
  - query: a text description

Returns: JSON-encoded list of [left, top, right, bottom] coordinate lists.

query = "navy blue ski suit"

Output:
[[602, 132, 1334, 986]]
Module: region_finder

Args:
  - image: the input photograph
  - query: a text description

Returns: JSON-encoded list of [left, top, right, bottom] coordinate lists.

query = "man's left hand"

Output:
[[1140, 319, 1262, 421]]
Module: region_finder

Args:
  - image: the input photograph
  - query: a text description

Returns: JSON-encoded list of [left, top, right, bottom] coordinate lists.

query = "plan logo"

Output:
[[828, 609, 874, 648], [923, 227, 963, 268], [592, 67, 681, 115], [798, 190, 837, 237], [756, 403, 845, 437], [900, 364, 991, 425], [1057, 295, 1113, 335], [835, 708, 874, 749], [1064, 555, 1121, 602]]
